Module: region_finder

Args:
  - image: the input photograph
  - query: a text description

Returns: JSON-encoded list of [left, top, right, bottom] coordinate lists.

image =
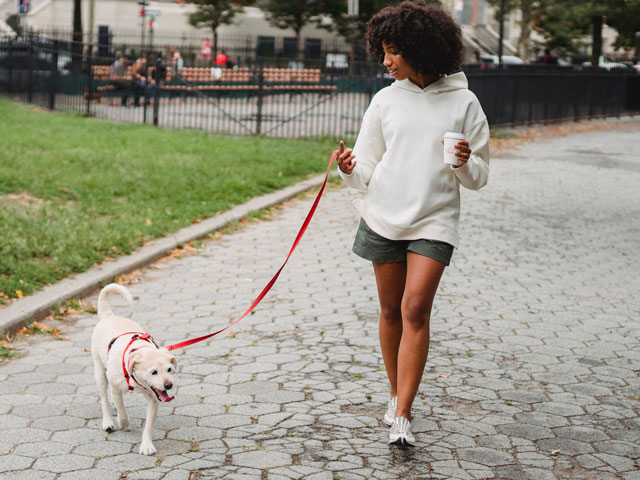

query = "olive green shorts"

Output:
[[352, 219, 454, 266]]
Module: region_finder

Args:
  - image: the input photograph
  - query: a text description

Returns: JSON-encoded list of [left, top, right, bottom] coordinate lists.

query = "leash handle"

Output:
[[166, 149, 339, 351]]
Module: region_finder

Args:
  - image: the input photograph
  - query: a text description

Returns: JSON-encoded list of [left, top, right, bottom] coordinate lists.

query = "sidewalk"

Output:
[[1, 122, 639, 479]]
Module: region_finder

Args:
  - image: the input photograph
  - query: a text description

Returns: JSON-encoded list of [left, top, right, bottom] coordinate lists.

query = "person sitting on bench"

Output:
[[109, 53, 132, 107]]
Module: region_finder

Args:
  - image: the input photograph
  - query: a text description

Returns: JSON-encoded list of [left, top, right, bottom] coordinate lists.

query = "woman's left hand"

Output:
[[440, 138, 472, 168], [452, 139, 471, 168]]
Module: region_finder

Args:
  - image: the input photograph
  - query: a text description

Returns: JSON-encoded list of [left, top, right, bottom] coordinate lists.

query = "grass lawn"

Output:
[[0, 99, 342, 304]]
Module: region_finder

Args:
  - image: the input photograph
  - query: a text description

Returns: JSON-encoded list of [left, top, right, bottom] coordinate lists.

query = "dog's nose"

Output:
[[164, 382, 173, 390]]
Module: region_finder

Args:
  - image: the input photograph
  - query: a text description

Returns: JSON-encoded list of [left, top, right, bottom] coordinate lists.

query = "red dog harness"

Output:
[[107, 332, 158, 391]]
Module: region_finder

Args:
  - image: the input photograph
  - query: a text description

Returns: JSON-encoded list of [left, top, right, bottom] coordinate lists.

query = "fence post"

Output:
[[85, 44, 93, 116], [50, 43, 58, 111], [7, 40, 13, 93], [153, 54, 161, 126], [27, 38, 34, 103], [366, 64, 374, 105], [255, 57, 264, 135]]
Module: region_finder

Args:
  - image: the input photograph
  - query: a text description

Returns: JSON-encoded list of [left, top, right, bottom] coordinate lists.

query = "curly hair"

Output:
[[365, 1, 463, 77]]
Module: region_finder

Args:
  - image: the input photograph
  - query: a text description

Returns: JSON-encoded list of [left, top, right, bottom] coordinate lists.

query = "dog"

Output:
[[91, 283, 177, 455]]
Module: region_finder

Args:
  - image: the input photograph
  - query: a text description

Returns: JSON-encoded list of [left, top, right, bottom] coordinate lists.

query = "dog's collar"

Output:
[[107, 332, 158, 392]]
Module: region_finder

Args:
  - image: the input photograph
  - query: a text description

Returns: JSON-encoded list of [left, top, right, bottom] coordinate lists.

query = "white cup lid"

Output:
[[443, 132, 465, 139]]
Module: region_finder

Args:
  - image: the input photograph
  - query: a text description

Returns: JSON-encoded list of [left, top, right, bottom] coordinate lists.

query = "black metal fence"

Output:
[[1, 36, 639, 138]]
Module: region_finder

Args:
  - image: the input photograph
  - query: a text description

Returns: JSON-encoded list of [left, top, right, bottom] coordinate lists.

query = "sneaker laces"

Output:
[[391, 416, 411, 436]]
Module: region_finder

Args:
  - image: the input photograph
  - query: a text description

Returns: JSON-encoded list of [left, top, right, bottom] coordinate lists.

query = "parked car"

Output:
[[582, 56, 637, 72], [480, 54, 525, 65]]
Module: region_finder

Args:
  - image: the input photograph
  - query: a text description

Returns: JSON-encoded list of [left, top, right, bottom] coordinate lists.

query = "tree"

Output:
[[606, 0, 640, 56], [486, 0, 534, 60], [530, 0, 640, 63], [260, 0, 322, 57], [316, 0, 400, 72], [533, 0, 614, 65], [71, 0, 83, 74], [186, 0, 247, 58]]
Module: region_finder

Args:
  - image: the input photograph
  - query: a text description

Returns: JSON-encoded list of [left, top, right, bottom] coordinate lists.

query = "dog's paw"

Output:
[[139, 442, 156, 456], [118, 418, 130, 431], [103, 420, 116, 433]]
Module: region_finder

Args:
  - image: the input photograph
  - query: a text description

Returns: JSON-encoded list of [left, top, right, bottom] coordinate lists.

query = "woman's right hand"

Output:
[[337, 140, 356, 174]]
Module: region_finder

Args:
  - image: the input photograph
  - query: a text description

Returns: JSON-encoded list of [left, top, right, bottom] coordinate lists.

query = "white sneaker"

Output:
[[383, 396, 397, 426], [388, 416, 416, 447]]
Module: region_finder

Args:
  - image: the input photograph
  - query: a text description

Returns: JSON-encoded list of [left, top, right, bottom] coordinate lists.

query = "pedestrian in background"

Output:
[[215, 49, 229, 67], [337, 0, 490, 447], [173, 50, 184, 79], [109, 52, 132, 107], [133, 52, 156, 106]]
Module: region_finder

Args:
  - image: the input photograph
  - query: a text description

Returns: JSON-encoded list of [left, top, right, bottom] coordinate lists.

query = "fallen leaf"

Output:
[[550, 450, 561, 456], [16, 290, 24, 299], [439, 374, 449, 378]]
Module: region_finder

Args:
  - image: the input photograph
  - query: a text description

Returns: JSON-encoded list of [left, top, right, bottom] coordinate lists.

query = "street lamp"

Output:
[[498, 0, 505, 66], [348, 0, 359, 16]]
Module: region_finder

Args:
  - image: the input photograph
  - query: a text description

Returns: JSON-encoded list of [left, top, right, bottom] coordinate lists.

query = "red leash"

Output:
[[166, 149, 339, 351]]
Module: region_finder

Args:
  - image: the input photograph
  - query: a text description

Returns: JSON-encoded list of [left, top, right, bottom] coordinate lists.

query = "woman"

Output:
[[337, 1, 490, 447]]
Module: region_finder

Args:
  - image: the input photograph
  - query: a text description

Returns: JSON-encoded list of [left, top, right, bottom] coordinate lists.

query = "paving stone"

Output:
[[72, 440, 132, 456], [0, 427, 51, 444], [537, 438, 594, 455], [0, 454, 34, 471], [554, 425, 610, 442], [57, 470, 122, 480], [31, 415, 86, 431], [0, 471, 56, 480], [499, 423, 554, 441], [13, 440, 74, 457], [32, 454, 95, 473], [457, 447, 515, 467], [232, 450, 292, 469], [95, 453, 157, 471]]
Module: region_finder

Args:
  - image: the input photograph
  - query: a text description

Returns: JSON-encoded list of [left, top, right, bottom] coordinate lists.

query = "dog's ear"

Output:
[[128, 349, 143, 374], [161, 348, 177, 371]]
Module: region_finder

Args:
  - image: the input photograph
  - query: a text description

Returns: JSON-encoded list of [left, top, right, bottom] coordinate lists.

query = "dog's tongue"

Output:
[[158, 390, 175, 402]]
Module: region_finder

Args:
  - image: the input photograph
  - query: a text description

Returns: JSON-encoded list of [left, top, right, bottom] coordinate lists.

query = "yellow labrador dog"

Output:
[[91, 283, 177, 455]]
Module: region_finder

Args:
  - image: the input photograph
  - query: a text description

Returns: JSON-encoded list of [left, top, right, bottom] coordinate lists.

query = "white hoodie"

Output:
[[339, 71, 490, 248]]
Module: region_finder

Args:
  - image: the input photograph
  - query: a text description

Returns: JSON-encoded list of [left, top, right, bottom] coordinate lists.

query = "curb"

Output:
[[0, 172, 335, 337]]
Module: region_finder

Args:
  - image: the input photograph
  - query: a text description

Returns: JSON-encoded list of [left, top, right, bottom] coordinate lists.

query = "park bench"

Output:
[[90, 65, 337, 101], [161, 66, 336, 95], [160, 66, 258, 94], [261, 68, 336, 94]]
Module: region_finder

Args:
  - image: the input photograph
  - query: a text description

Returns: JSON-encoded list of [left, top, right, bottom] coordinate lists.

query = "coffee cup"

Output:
[[443, 132, 465, 166]]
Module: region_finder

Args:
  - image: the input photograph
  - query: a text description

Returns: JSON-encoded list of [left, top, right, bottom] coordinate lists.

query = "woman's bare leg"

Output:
[[395, 252, 445, 419], [372, 261, 406, 398]]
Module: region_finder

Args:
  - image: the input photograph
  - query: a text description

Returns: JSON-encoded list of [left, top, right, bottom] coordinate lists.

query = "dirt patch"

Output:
[[440, 395, 485, 416], [491, 119, 640, 154], [0, 192, 44, 207]]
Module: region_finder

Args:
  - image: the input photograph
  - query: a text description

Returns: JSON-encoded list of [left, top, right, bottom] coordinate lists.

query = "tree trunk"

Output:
[[213, 29, 218, 61], [517, 0, 532, 61], [591, 15, 603, 67], [71, 0, 83, 73]]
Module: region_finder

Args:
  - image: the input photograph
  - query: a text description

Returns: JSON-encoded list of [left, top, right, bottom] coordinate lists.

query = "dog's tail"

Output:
[[97, 283, 133, 320]]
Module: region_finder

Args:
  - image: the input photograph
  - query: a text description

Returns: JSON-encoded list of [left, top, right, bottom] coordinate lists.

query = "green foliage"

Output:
[[0, 344, 20, 360], [186, 0, 248, 37], [606, 0, 640, 50], [261, 0, 321, 35], [523, 0, 639, 55], [317, 0, 401, 40], [0, 100, 338, 300], [532, 0, 593, 54]]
